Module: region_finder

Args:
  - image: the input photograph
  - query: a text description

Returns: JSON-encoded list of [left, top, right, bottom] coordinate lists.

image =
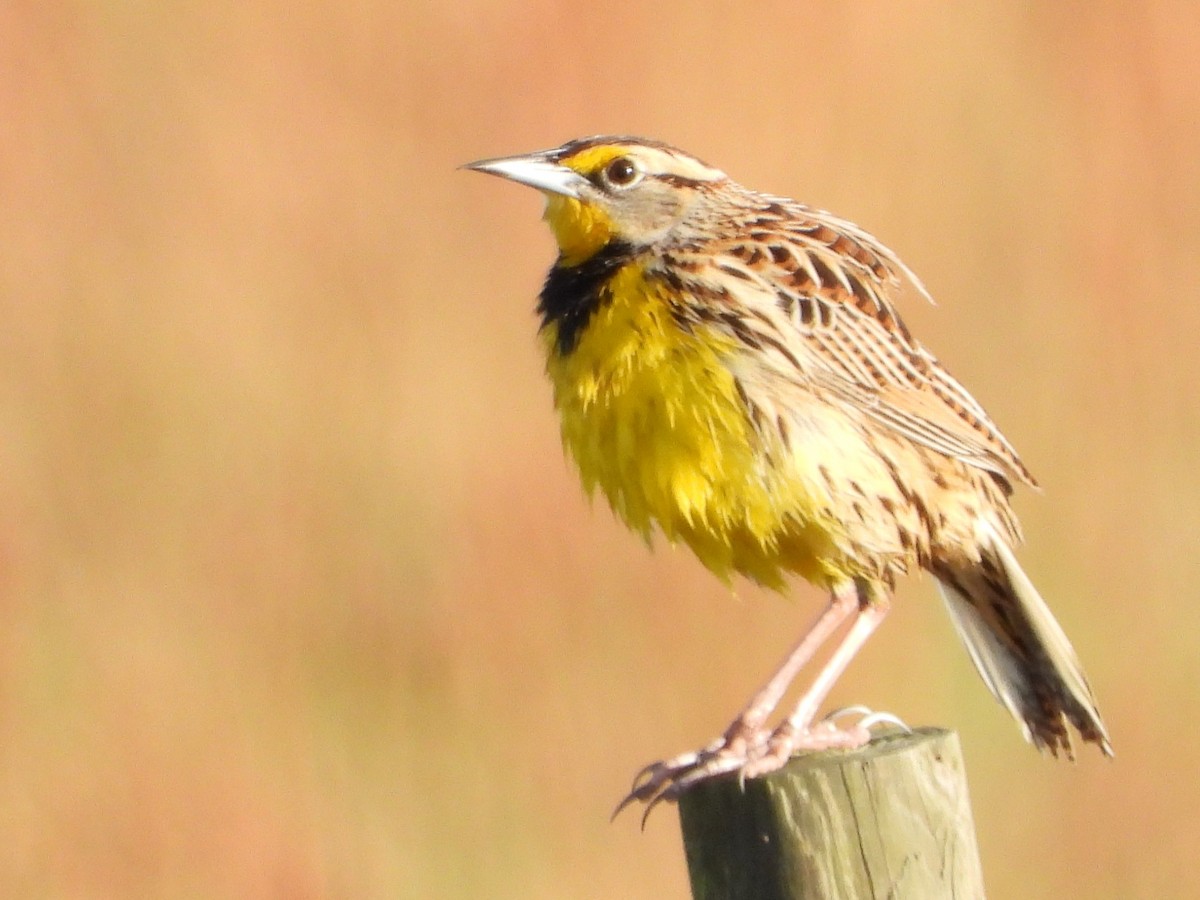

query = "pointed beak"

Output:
[[463, 151, 586, 199]]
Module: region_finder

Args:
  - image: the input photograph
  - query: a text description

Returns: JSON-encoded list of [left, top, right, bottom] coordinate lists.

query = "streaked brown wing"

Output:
[[701, 202, 1037, 488]]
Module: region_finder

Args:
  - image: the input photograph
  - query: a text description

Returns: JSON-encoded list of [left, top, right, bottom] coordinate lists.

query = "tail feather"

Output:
[[936, 521, 1112, 758]]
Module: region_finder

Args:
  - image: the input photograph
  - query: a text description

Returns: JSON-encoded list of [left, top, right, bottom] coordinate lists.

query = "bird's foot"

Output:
[[736, 705, 910, 780], [613, 713, 894, 826]]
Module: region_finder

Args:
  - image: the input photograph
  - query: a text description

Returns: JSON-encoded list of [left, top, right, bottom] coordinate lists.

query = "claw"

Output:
[[610, 790, 639, 823], [612, 732, 769, 823], [627, 763, 656, 792], [859, 710, 911, 733], [821, 704, 874, 723], [639, 791, 671, 829], [612, 745, 713, 821], [611, 765, 672, 822], [822, 704, 910, 734]]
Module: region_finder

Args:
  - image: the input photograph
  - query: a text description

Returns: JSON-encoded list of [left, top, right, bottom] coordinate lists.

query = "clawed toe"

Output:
[[612, 736, 766, 826], [822, 704, 911, 734]]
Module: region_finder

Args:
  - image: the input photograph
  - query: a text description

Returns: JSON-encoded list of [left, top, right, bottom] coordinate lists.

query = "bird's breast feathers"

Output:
[[542, 262, 848, 588]]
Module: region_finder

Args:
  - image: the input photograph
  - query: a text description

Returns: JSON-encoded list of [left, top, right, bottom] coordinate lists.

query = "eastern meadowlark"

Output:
[[466, 136, 1111, 815]]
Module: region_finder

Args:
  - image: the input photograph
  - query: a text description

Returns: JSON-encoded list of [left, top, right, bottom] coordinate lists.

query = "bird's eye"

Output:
[[603, 157, 640, 188]]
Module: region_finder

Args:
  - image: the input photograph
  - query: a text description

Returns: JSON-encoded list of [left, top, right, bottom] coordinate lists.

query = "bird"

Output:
[[465, 136, 1111, 816]]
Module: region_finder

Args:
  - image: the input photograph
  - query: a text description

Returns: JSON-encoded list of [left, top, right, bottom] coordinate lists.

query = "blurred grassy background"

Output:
[[1, 1, 1197, 897]]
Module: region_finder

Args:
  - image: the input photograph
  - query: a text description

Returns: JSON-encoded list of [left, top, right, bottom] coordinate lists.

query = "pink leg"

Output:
[[741, 592, 892, 779], [719, 582, 860, 751]]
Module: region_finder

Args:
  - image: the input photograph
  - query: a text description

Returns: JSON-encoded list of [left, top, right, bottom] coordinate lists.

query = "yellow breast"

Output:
[[542, 263, 845, 590]]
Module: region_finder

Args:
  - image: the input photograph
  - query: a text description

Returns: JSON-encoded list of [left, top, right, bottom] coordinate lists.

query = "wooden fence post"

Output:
[[677, 727, 984, 899]]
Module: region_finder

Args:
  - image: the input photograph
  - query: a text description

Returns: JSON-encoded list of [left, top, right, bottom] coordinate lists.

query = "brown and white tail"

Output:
[[935, 520, 1112, 758]]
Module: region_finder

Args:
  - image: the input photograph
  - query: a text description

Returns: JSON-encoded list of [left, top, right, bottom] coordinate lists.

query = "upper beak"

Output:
[[463, 151, 586, 199]]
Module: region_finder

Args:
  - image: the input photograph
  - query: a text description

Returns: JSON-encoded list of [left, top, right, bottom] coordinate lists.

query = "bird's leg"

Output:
[[614, 582, 862, 820], [714, 582, 862, 752], [739, 589, 892, 780], [644, 588, 892, 808]]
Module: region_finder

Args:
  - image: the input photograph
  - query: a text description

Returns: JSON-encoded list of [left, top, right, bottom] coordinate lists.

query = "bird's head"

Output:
[[466, 136, 727, 265]]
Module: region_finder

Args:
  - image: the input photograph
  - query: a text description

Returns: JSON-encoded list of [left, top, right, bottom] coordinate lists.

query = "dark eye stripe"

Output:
[[654, 173, 704, 188]]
